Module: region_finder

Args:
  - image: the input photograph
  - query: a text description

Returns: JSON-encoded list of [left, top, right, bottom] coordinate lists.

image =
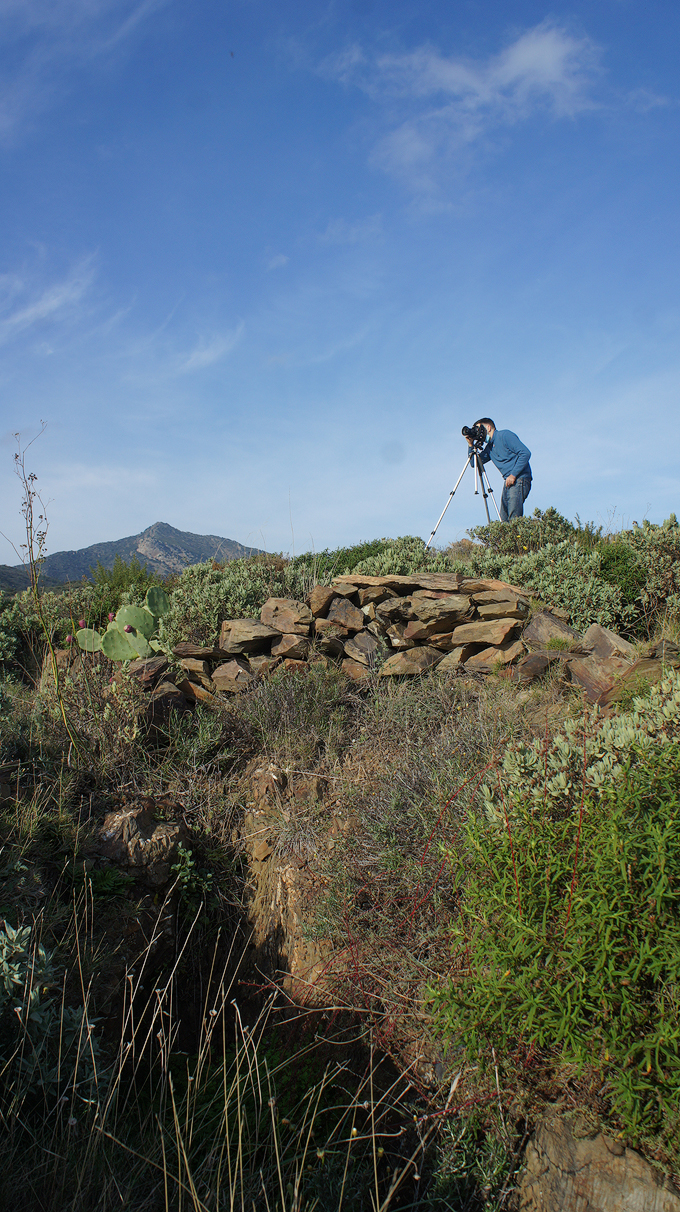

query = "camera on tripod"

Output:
[[461, 422, 487, 445]]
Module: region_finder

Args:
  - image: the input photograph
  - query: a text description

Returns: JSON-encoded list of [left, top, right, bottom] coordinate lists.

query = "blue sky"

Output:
[[1, 0, 678, 559]]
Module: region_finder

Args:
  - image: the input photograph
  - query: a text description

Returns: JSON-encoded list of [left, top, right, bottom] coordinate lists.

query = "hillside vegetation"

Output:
[[0, 507, 679, 1211]]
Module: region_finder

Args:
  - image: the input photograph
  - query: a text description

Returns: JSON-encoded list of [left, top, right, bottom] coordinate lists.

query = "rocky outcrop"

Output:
[[519, 1117, 680, 1212], [86, 800, 189, 887]]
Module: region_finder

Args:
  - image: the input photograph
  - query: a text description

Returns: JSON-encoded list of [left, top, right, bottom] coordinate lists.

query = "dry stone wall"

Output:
[[164, 572, 676, 707]]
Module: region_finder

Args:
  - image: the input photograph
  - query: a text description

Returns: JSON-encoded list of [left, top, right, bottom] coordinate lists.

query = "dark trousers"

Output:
[[500, 476, 531, 522]]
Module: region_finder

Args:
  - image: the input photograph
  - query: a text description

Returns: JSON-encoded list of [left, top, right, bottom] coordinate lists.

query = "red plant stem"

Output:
[[563, 721, 588, 941]]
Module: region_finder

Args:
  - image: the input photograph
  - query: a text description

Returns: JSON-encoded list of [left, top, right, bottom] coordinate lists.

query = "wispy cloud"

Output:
[[178, 323, 245, 373], [266, 254, 290, 271], [322, 22, 600, 193], [0, 256, 95, 343], [0, 0, 169, 141]]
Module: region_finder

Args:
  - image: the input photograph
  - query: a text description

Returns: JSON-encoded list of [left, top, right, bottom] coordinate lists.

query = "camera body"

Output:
[[461, 422, 488, 445]]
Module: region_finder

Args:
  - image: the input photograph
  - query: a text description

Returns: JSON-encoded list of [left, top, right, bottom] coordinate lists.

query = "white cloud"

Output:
[[266, 254, 290, 271], [0, 0, 169, 141], [178, 323, 245, 373], [323, 22, 599, 191], [0, 257, 95, 343]]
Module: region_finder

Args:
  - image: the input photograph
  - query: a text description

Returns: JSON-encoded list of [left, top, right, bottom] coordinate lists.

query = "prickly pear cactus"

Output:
[[76, 589, 170, 663]]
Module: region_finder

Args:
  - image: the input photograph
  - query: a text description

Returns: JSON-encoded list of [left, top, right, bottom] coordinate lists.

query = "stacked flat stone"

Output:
[[173, 575, 533, 692]]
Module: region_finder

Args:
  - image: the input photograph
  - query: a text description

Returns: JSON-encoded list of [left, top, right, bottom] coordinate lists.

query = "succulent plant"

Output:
[[75, 585, 171, 663]]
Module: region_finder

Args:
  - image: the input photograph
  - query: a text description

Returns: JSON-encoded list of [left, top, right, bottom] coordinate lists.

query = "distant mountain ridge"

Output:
[[1, 523, 259, 591]]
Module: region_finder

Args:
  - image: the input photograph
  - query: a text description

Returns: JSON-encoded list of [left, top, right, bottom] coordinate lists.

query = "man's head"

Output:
[[475, 417, 495, 440]]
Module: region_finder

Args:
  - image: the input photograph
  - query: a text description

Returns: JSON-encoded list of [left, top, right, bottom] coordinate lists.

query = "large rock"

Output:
[[177, 677, 216, 705], [471, 588, 528, 605], [568, 654, 632, 702], [409, 594, 472, 627], [333, 573, 463, 594], [93, 803, 189, 887], [219, 618, 281, 653], [450, 618, 518, 646], [342, 657, 370, 680], [173, 642, 223, 660], [376, 596, 415, 624], [465, 639, 526, 672], [519, 1116, 680, 1212], [436, 645, 479, 671], [261, 598, 313, 635], [476, 598, 529, 621], [522, 611, 580, 650], [344, 631, 380, 667], [308, 585, 335, 617], [180, 657, 211, 678], [212, 658, 253, 693], [379, 647, 444, 676], [271, 634, 310, 660], [358, 586, 395, 606], [386, 623, 416, 650], [327, 597, 365, 631], [582, 623, 636, 662], [127, 655, 169, 688]]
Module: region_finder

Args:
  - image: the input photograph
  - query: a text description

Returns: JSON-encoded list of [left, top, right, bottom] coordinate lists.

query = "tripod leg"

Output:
[[425, 457, 472, 549], [480, 464, 502, 522], [475, 453, 492, 523]]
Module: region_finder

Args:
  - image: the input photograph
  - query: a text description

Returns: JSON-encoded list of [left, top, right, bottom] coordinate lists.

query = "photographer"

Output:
[[466, 418, 532, 522]]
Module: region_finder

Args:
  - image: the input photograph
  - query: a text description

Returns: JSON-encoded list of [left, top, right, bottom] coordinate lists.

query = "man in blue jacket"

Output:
[[467, 418, 532, 521]]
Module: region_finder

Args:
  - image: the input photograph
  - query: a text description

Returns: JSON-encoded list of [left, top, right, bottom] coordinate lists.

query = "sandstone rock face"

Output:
[[174, 642, 222, 660], [249, 653, 281, 676], [342, 657, 370, 680], [376, 596, 415, 624], [380, 647, 444, 676], [308, 585, 335, 617], [180, 657, 211, 678], [127, 655, 169, 688], [344, 631, 380, 667], [261, 598, 313, 635], [94, 804, 188, 887], [358, 586, 395, 606], [177, 677, 215, 705], [476, 598, 529, 621], [582, 622, 637, 662], [220, 619, 281, 654], [386, 623, 416, 650], [333, 573, 463, 593], [513, 653, 554, 682], [522, 611, 580, 650], [212, 658, 253, 693], [450, 618, 518, 646], [436, 645, 479, 670], [569, 654, 632, 702], [465, 638, 525, 671], [409, 594, 472, 626], [326, 597, 365, 631], [519, 1117, 680, 1212], [271, 634, 310, 660]]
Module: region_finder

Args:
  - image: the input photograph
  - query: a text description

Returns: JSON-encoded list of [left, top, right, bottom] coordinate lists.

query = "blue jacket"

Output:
[[477, 429, 532, 481]]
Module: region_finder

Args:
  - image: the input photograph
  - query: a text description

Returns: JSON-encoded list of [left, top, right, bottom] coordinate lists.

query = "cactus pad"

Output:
[[102, 628, 137, 661], [145, 586, 171, 618], [116, 605, 156, 639], [76, 628, 102, 653]]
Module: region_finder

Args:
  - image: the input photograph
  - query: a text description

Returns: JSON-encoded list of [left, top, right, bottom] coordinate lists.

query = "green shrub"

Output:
[[0, 921, 99, 1114], [468, 507, 576, 555], [431, 672, 680, 1144]]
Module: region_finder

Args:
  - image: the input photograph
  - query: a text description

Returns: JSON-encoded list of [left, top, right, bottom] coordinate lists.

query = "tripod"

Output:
[[425, 441, 502, 550]]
